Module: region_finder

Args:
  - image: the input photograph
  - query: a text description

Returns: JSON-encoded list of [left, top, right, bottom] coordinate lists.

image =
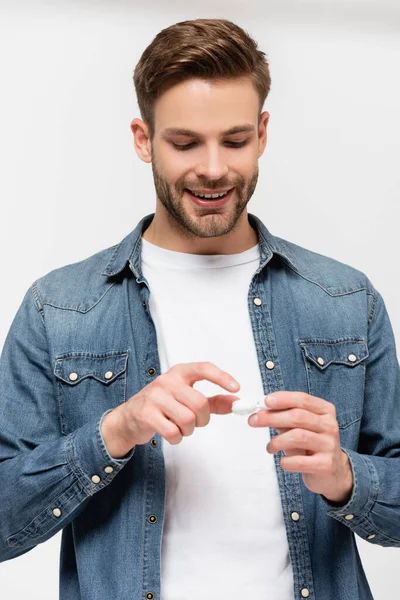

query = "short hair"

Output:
[[133, 18, 271, 140]]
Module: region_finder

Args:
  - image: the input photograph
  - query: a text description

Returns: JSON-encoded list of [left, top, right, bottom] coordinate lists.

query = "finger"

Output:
[[208, 394, 241, 415], [267, 429, 334, 455], [171, 361, 240, 394], [265, 391, 335, 416], [171, 385, 210, 428], [280, 453, 331, 474], [152, 410, 183, 446], [249, 407, 327, 433]]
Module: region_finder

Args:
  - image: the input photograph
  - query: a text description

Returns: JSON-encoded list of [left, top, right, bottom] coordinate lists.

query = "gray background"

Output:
[[0, 0, 399, 597]]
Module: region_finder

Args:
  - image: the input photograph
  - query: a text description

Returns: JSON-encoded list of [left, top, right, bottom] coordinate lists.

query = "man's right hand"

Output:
[[101, 362, 241, 458]]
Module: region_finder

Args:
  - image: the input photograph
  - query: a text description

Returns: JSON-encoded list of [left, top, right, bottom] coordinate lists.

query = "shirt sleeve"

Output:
[[0, 286, 136, 562], [320, 285, 400, 547]]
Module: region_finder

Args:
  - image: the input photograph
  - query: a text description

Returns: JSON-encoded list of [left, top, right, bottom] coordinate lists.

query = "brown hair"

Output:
[[133, 18, 271, 141]]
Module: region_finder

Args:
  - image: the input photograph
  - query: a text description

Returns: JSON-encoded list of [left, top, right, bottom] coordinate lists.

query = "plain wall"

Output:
[[0, 0, 399, 597]]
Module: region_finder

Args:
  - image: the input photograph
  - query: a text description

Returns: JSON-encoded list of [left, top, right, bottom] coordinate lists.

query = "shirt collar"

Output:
[[101, 212, 298, 279]]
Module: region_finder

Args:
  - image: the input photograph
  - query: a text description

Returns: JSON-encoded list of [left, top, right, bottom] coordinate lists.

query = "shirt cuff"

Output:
[[320, 447, 379, 519], [66, 409, 136, 496]]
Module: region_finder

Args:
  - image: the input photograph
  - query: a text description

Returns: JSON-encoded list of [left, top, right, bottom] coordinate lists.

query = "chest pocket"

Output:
[[54, 351, 128, 435], [299, 339, 369, 429]]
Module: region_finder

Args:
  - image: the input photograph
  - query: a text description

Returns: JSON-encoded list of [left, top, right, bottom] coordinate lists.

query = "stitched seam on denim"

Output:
[[363, 455, 380, 510], [57, 379, 67, 436], [339, 417, 361, 430], [41, 281, 116, 313], [31, 281, 44, 313], [283, 262, 368, 296], [30, 282, 62, 433], [66, 430, 96, 495], [102, 242, 123, 275], [367, 292, 379, 330]]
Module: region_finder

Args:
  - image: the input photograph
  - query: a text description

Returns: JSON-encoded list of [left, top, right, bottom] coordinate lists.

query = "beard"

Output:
[[150, 153, 259, 240]]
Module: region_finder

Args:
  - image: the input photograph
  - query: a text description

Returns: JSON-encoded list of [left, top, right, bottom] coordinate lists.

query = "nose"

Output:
[[194, 145, 229, 180]]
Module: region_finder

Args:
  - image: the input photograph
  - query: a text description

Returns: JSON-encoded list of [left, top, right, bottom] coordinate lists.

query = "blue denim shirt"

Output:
[[1, 212, 399, 600]]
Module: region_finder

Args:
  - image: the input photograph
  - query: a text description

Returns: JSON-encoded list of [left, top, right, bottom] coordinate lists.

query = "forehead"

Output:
[[154, 77, 259, 136]]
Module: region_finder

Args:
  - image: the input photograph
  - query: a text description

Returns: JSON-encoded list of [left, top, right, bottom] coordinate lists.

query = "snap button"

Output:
[[344, 514, 354, 520], [348, 354, 357, 362], [367, 534, 376, 540], [146, 593, 154, 600], [91, 475, 101, 484], [265, 361, 275, 370], [151, 439, 157, 447], [52, 508, 62, 517], [69, 372, 78, 381], [142, 301, 147, 309], [104, 466, 114, 473], [291, 511, 300, 521], [253, 298, 262, 306], [317, 357, 325, 366], [104, 371, 113, 380], [301, 588, 310, 598], [147, 367, 157, 376], [148, 515, 158, 523]]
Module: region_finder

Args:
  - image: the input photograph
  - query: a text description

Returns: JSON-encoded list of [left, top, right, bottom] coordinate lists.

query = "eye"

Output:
[[172, 141, 248, 151]]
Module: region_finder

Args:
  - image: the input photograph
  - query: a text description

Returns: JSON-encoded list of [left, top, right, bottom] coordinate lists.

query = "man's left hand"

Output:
[[248, 391, 354, 505]]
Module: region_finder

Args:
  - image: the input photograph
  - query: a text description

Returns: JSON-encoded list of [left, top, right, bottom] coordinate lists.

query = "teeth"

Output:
[[191, 190, 228, 199]]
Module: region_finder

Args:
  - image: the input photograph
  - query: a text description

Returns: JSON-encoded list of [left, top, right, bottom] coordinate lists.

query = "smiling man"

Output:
[[1, 17, 400, 600], [133, 76, 264, 255]]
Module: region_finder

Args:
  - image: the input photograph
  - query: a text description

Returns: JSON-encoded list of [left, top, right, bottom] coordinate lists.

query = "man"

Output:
[[0, 17, 399, 600]]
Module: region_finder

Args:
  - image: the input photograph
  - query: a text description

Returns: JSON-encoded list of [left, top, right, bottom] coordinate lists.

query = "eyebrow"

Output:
[[162, 124, 255, 139]]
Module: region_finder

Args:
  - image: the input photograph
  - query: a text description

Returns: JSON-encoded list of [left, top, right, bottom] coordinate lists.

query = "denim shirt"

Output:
[[1, 212, 399, 600]]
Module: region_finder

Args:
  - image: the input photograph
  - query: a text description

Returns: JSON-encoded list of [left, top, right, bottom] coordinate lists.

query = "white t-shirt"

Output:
[[141, 235, 294, 600]]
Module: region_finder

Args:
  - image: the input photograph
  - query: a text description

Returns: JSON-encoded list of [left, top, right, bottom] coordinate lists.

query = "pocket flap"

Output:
[[54, 352, 128, 385], [299, 339, 369, 370]]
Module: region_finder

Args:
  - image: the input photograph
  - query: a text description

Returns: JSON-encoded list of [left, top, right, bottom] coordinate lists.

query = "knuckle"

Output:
[[326, 417, 339, 435], [293, 428, 307, 443], [292, 408, 305, 425], [181, 413, 196, 427], [164, 424, 181, 443], [328, 402, 337, 417]]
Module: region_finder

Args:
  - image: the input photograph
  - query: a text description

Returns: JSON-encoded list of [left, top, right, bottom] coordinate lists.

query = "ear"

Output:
[[130, 118, 152, 163], [258, 111, 270, 158]]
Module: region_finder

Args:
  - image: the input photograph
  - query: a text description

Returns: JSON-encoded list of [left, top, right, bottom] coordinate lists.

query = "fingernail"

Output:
[[229, 380, 239, 390], [249, 414, 259, 425], [265, 394, 277, 406]]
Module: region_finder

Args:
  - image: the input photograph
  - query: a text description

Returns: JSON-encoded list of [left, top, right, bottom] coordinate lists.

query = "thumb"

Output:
[[208, 394, 241, 415]]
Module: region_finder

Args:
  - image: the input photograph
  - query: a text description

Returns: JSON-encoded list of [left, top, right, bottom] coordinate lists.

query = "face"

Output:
[[133, 76, 269, 243]]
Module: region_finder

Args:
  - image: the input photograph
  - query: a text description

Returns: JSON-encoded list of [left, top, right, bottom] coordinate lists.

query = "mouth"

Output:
[[184, 187, 235, 208]]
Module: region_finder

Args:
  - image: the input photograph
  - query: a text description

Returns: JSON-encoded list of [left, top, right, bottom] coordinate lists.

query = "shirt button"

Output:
[[91, 475, 101, 484], [52, 508, 62, 517], [104, 466, 114, 473], [69, 372, 78, 381], [367, 534, 376, 540], [104, 371, 113, 380], [253, 297, 262, 306], [301, 588, 310, 598], [266, 361, 275, 370], [344, 514, 354, 520], [148, 515, 158, 523], [291, 511, 300, 521], [317, 357, 325, 366], [348, 354, 357, 362]]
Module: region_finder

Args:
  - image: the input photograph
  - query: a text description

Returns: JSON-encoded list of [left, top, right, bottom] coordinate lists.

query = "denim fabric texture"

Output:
[[1, 212, 399, 600]]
